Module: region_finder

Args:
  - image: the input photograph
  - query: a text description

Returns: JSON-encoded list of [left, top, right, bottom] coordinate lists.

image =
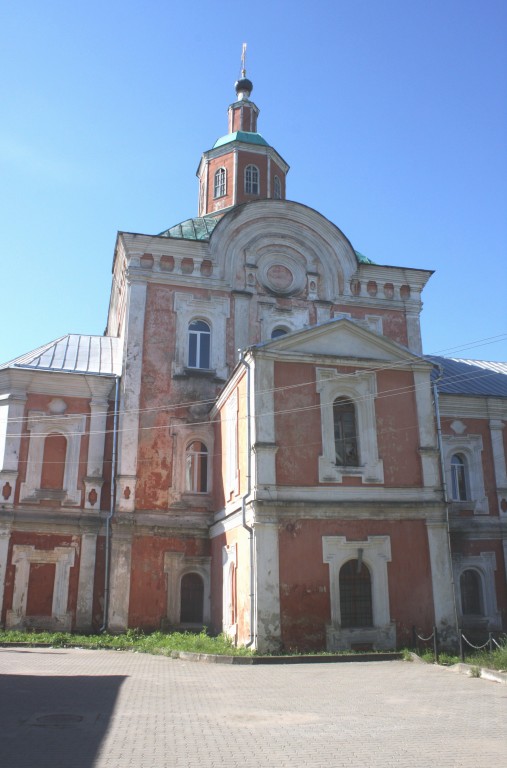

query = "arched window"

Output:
[[460, 569, 483, 615], [333, 397, 358, 467], [245, 164, 259, 195], [40, 433, 67, 490], [188, 320, 211, 369], [339, 559, 373, 628], [185, 441, 208, 493], [451, 453, 469, 501], [214, 167, 226, 198], [273, 175, 281, 199], [180, 572, 204, 623], [271, 327, 288, 339]]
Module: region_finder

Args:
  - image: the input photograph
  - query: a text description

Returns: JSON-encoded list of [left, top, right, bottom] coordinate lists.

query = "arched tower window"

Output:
[[214, 167, 226, 198], [271, 327, 288, 339], [245, 164, 259, 195], [188, 320, 211, 369], [451, 453, 469, 501], [273, 175, 281, 199], [180, 573, 204, 623], [460, 569, 483, 615], [333, 397, 358, 467], [185, 441, 209, 493], [339, 559, 373, 628]]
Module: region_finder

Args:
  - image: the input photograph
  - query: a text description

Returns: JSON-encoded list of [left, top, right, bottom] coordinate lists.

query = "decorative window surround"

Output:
[[489, 419, 507, 516], [322, 535, 395, 650], [7, 544, 75, 630], [172, 423, 213, 499], [173, 293, 230, 380], [365, 315, 383, 335], [442, 435, 488, 514], [452, 552, 501, 631], [163, 552, 211, 626], [222, 543, 237, 637], [261, 304, 309, 340], [316, 368, 384, 484], [20, 411, 86, 506]]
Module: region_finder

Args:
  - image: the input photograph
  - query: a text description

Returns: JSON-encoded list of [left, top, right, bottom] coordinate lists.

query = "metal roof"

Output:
[[354, 250, 374, 265], [429, 356, 507, 397], [213, 131, 269, 149], [1, 335, 122, 376], [159, 215, 222, 241]]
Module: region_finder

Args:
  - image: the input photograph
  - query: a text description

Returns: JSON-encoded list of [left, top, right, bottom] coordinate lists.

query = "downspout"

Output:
[[433, 368, 459, 635], [100, 375, 120, 632], [239, 350, 255, 647]]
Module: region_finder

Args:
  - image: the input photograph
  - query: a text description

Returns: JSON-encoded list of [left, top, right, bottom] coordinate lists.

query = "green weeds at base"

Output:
[[413, 640, 507, 672], [0, 628, 253, 656]]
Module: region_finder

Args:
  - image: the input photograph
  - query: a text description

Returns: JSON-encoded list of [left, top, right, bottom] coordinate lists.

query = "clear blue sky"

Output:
[[1, 0, 506, 363]]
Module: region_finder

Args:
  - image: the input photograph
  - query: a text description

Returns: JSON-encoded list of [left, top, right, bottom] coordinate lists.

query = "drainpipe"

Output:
[[100, 375, 120, 632], [239, 350, 255, 647], [433, 369, 459, 636]]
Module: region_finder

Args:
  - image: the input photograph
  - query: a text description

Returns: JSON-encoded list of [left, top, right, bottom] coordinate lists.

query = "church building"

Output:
[[1, 65, 506, 652]]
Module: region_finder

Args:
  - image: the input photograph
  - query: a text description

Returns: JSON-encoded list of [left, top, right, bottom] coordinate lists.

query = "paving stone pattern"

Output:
[[0, 648, 505, 767]]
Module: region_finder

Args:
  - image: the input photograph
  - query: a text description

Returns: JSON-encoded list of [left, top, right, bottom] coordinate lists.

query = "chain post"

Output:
[[433, 626, 439, 664], [459, 629, 464, 662]]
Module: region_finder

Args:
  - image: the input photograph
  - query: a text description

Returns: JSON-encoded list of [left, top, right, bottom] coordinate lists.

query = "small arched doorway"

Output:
[[180, 572, 204, 624]]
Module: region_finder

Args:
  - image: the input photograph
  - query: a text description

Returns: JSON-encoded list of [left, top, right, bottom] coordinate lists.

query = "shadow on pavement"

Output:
[[0, 673, 126, 768]]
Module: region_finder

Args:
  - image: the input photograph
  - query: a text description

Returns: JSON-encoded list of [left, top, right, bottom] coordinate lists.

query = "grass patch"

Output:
[[0, 628, 253, 656], [413, 639, 507, 672]]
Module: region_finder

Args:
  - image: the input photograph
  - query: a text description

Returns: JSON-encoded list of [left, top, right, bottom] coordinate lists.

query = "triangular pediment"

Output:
[[255, 318, 423, 364]]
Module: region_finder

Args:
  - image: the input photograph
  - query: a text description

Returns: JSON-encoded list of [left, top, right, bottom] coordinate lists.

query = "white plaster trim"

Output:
[[173, 292, 230, 379], [322, 535, 395, 650], [452, 552, 501, 631], [442, 434, 488, 514], [75, 533, 97, 630], [316, 368, 384, 484], [222, 543, 237, 636], [171, 422, 214, 497], [6, 544, 75, 630], [0, 527, 10, 624], [163, 552, 211, 626], [20, 410, 86, 506]]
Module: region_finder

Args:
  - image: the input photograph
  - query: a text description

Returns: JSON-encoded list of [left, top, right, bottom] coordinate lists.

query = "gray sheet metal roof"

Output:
[[429, 356, 507, 397], [1, 335, 122, 376]]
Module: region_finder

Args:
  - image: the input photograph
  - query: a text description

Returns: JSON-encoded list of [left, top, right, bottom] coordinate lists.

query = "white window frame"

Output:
[[172, 424, 213, 498], [188, 319, 211, 370], [316, 368, 384, 484], [245, 164, 260, 195], [214, 167, 226, 198], [185, 440, 209, 494], [442, 435, 488, 514], [273, 175, 281, 199]]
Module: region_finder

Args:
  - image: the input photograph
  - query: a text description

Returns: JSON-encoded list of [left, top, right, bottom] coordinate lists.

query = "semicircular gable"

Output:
[[209, 200, 358, 301]]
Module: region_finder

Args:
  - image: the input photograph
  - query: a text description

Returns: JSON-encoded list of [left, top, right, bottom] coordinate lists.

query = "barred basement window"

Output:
[[333, 397, 358, 467], [214, 167, 226, 198], [339, 559, 373, 628]]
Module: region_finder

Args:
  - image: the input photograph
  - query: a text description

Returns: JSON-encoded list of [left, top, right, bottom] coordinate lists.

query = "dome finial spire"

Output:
[[235, 43, 253, 100], [241, 42, 247, 78]]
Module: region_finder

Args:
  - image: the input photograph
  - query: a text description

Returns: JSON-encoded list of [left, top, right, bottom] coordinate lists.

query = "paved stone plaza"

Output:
[[0, 647, 505, 767]]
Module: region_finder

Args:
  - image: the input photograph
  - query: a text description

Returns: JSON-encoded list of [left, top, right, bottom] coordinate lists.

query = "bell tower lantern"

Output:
[[197, 46, 290, 216]]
